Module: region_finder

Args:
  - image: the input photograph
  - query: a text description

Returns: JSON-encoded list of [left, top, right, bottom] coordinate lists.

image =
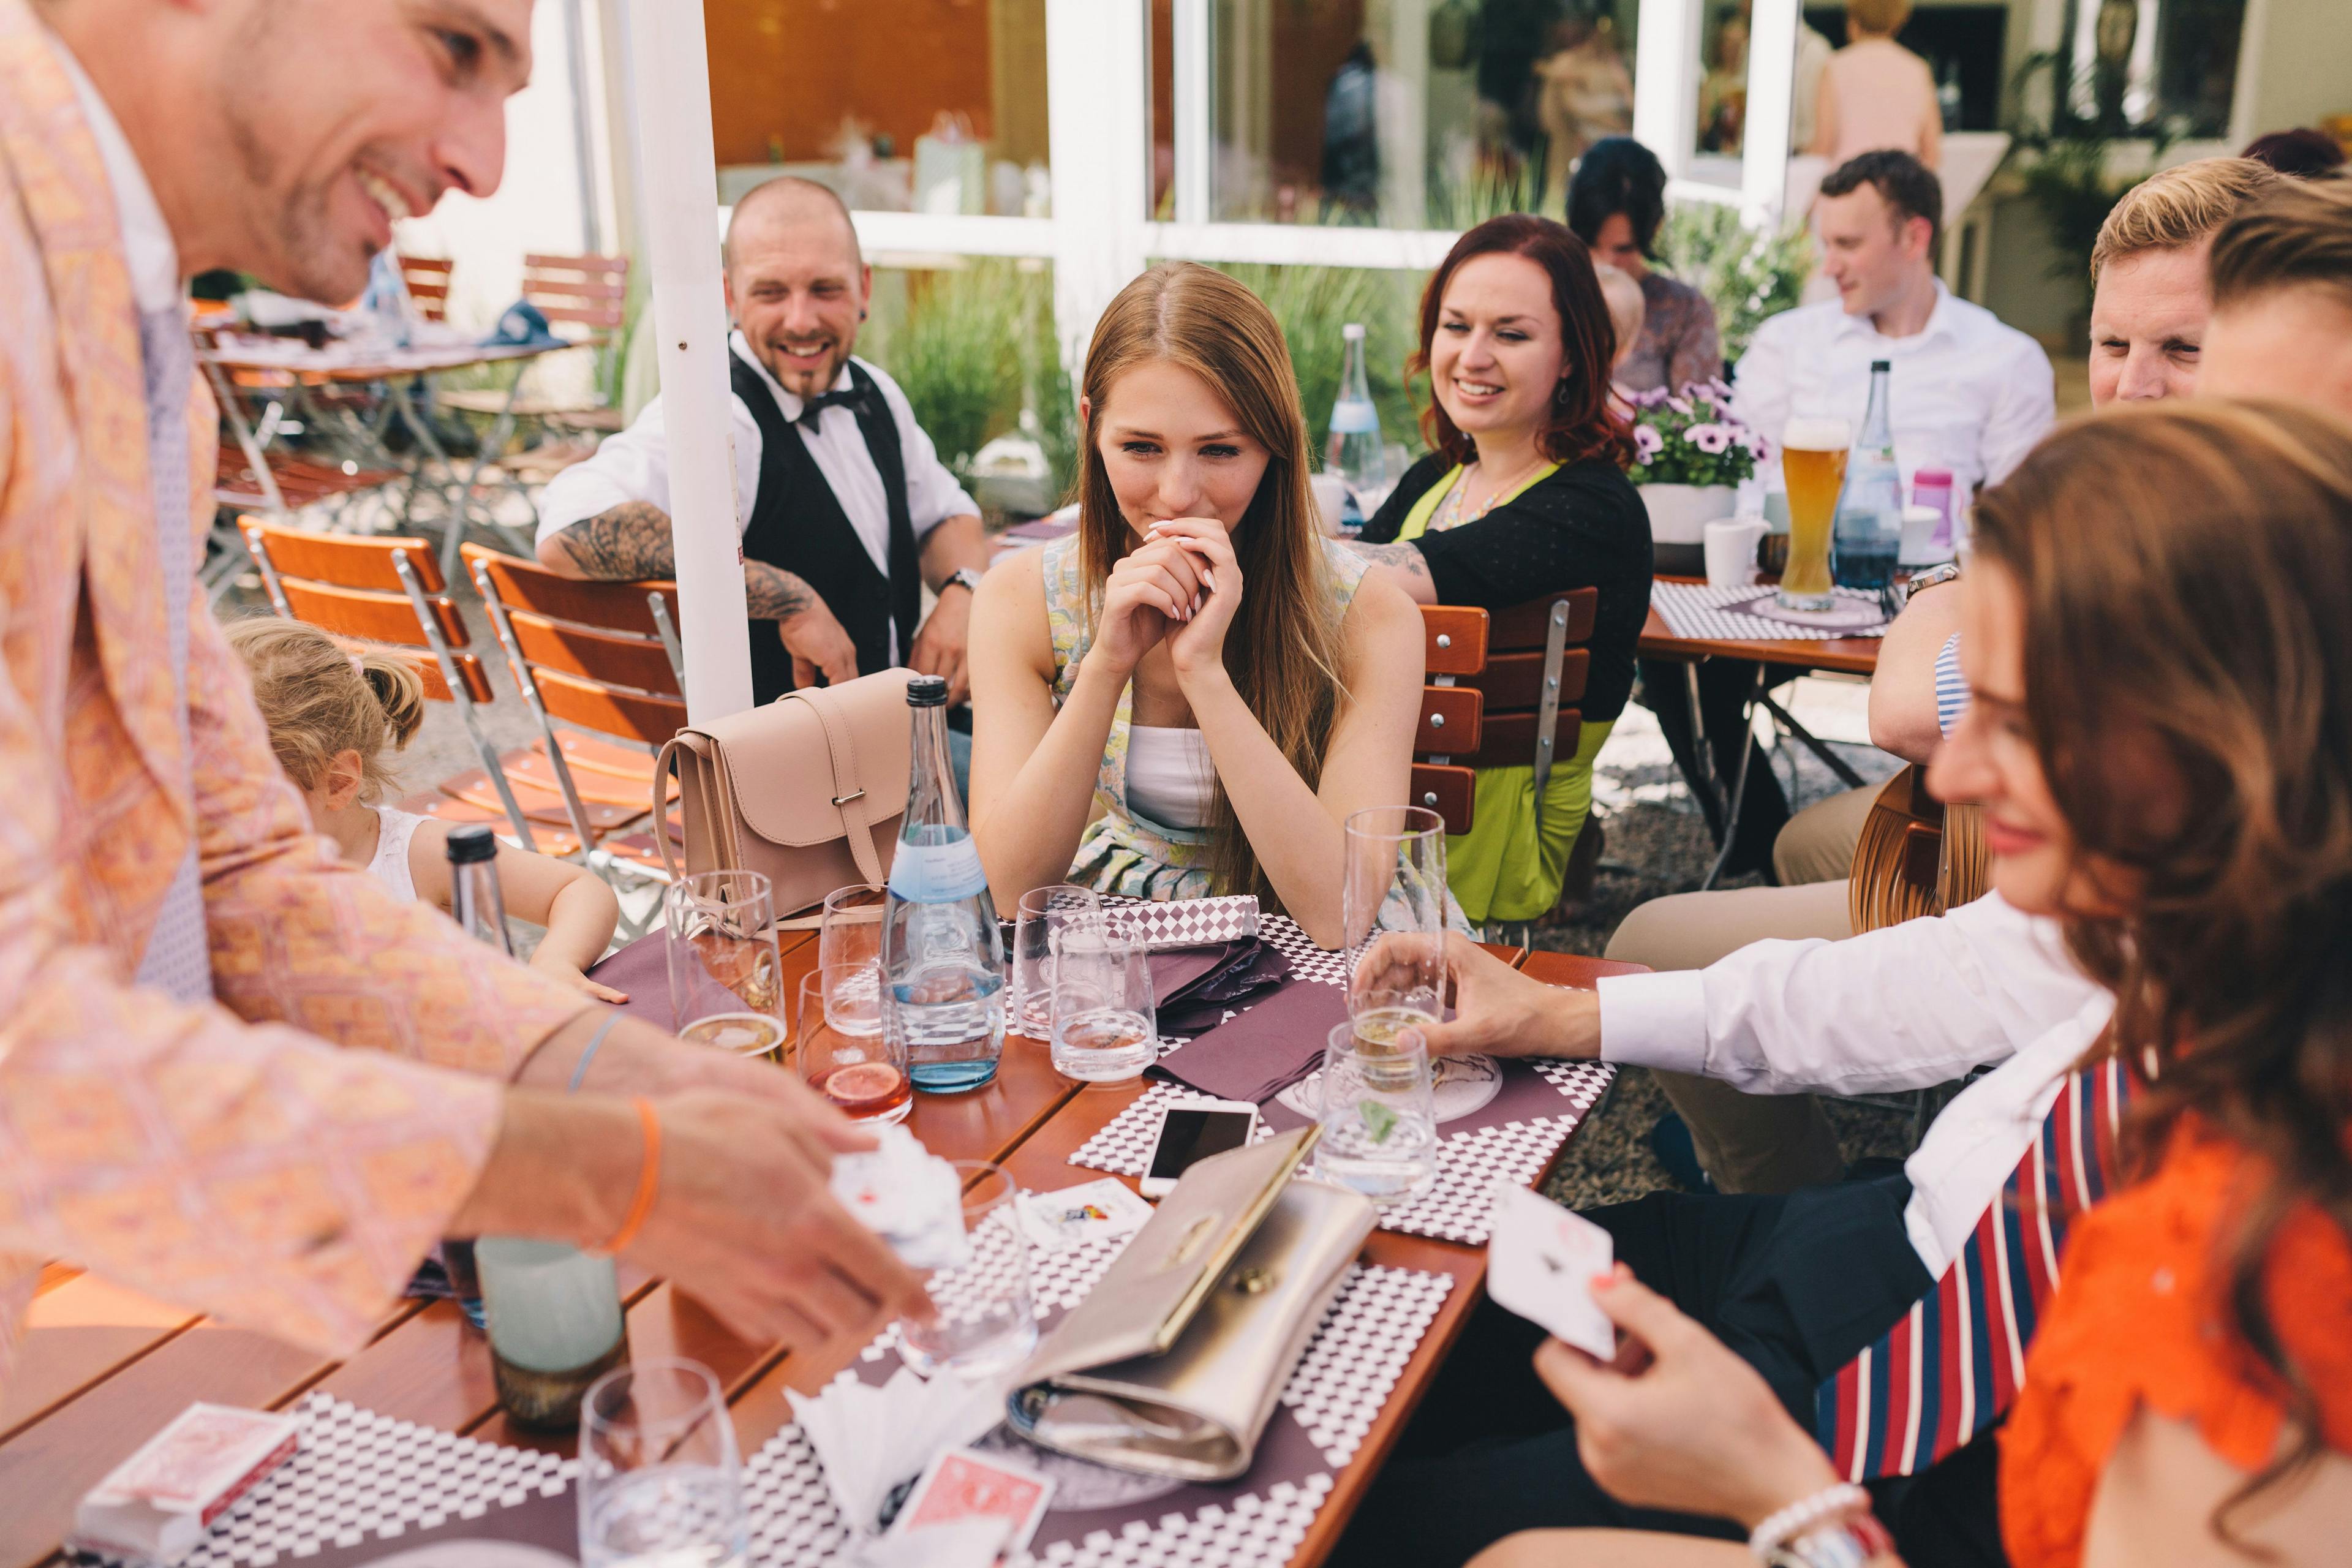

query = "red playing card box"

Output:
[[70, 1403, 301, 1563], [888, 1447, 1055, 1557]]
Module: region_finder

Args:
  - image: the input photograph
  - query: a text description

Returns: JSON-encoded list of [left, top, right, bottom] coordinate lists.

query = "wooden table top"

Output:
[[3, 940, 1636, 1568], [1638, 575, 1883, 677]]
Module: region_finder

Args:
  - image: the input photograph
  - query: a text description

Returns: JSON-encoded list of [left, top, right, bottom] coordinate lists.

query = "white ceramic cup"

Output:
[[1899, 503, 1953, 567], [1703, 518, 1769, 589]]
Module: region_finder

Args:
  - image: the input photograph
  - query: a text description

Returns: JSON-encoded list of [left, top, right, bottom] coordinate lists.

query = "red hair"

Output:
[[1410, 213, 1635, 472]]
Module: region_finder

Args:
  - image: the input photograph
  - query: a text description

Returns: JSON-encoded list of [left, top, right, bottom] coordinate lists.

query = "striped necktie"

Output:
[[1815, 1055, 2132, 1479]]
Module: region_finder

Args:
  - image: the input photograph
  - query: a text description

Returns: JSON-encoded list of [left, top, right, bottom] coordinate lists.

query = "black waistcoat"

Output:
[[729, 352, 922, 704]]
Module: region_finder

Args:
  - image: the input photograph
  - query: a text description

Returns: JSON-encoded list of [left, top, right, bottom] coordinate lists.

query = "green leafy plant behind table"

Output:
[[1658, 203, 1814, 366]]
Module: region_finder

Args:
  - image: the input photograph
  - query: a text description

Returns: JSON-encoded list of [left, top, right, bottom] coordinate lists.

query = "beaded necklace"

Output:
[[1431, 456, 1549, 533]]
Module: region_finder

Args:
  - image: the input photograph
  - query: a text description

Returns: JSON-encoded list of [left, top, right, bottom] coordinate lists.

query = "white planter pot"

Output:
[[1637, 483, 1739, 546]]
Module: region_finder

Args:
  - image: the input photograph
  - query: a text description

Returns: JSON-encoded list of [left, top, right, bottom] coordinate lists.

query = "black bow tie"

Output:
[[796, 386, 870, 430]]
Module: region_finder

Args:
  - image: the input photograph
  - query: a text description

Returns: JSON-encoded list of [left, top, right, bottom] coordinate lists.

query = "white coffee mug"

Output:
[[1899, 503, 1953, 567], [1703, 518, 1770, 589]]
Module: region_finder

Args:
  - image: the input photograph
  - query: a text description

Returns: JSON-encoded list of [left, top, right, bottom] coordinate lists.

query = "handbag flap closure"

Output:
[[1013, 1126, 1318, 1382], [700, 669, 913, 847]]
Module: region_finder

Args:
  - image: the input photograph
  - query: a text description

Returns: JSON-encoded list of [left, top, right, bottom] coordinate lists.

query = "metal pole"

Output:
[[627, 0, 754, 723]]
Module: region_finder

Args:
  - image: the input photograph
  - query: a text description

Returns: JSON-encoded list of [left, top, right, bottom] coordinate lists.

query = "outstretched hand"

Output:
[[1379, 932, 1599, 1060]]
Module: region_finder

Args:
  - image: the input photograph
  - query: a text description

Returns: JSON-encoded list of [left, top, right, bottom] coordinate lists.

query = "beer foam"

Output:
[[1782, 416, 1852, 451]]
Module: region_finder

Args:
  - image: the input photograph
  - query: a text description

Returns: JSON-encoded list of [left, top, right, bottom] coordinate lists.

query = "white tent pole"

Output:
[[629, 0, 753, 723], [1741, 0, 1799, 227], [1631, 0, 1703, 183]]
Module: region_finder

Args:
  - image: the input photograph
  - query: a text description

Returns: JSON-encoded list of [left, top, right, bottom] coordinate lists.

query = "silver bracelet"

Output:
[[565, 1013, 626, 1093], [1750, 1483, 1871, 1559]]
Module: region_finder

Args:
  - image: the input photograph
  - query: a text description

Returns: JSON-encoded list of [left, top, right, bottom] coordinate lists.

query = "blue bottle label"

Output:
[[888, 837, 990, 903], [1329, 398, 1380, 434]]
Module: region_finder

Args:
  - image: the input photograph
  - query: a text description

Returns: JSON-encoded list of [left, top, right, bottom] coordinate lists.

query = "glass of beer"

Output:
[[799, 967, 913, 1123], [1341, 806, 1449, 1047], [664, 870, 785, 1062], [1778, 416, 1852, 612]]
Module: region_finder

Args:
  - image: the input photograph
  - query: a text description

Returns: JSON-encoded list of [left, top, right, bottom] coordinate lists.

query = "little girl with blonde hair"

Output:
[[228, 617, 626, 1001]]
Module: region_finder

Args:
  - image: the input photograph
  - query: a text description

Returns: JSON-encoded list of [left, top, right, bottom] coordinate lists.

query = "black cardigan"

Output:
[[1362, 453, 1651, 724]]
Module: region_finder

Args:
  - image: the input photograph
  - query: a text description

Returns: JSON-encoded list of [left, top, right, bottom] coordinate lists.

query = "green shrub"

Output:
[[1657, 203, 1814, 365]]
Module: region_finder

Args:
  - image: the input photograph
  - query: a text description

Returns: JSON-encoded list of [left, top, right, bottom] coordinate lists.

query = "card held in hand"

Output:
[[1485, 1185, 1617, 1360]]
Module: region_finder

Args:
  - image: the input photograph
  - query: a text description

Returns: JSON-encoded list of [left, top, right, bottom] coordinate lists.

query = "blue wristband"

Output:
[[566, 1012, 626, 1094]]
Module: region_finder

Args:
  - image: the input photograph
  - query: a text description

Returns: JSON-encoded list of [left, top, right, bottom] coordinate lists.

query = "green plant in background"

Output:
[[1657, 202, 1813, 365], [885, 258, 1030, 475], [2003, 51, 2174, 331], [1211, 262, 1425, 464]]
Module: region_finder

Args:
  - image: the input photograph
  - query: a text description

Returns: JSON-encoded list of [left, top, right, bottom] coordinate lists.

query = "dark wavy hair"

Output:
[[1409, 214, 1635, 471], [1968, 400, 2352, 1532], [1566, 137, 1667, 260]]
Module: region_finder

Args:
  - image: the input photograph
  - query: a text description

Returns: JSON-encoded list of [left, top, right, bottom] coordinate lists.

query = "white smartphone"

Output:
[[1140, 1098, 1259, 1198]]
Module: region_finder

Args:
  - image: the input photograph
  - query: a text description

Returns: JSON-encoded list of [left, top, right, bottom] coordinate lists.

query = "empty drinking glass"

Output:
[[1049, 925, 1156, 1083], [897, 1163, 1037, 1379], [1341, 806, 1448, 1045], [665, 872, 785, 1062], [578, 1358, 747, 1568], [798, 967, 912, 1124], [818, 884, 887, 1036], [1011, 884, 1102, 1039], [1311, 1021, 1439, 1203]]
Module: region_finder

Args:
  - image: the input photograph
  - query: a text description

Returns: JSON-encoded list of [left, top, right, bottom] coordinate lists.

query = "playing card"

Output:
[[832, 1126, 970, 1270], [1014, 1178, 1153, 1254], [887, 1447, 1054, 1557], [1485, 1185, 1617, 1360]]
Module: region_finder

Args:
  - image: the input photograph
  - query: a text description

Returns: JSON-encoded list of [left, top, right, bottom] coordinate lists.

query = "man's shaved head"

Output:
[[723, 176, 861, 271], [723, 176, 870, 398]]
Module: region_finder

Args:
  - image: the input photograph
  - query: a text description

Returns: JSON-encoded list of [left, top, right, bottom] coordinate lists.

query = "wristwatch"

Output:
[[1763, 1514, 1896, 1568], [943, 567, 984, 598], [1890, 560, 1961, 613]]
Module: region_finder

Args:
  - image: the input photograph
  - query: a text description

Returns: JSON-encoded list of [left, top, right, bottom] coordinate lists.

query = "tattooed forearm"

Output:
[[551, 502, 820, 619], [549, 502, 677, 579], [1343, 541, 1430, 579]]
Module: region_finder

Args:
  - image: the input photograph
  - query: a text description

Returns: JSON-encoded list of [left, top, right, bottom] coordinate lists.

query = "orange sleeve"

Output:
[[2000, 1123, 2352, 1568]]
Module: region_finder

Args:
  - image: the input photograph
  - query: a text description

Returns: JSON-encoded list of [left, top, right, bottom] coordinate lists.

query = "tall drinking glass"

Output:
[[1311, 1022, 1439, 1202], [664, 872, 784, 1061], [797, 968, 912, 1123], [578, 1358, 747, 1568], [1341, 806, 1448, 1047], [1777, 416, 1852, 612], [897, 1163, 1038, 1379], [817, 884, 886, 1036], [1049, 925, 1156, 1082], [1012, 884, 1102, 1039]]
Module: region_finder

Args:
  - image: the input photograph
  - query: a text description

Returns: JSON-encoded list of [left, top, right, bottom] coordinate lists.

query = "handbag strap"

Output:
[[785, 684, 890, 888]]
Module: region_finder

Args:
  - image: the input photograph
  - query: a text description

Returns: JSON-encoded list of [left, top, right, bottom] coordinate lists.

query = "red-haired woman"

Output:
[[1349, 213, 1650, 929]]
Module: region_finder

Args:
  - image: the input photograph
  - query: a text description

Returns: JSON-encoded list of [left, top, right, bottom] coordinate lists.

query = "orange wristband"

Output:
[[595, 1098, 662, 1256]]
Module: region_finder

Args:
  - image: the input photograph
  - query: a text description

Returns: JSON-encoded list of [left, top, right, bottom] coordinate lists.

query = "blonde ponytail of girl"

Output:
[[225, 616, 423, 805]]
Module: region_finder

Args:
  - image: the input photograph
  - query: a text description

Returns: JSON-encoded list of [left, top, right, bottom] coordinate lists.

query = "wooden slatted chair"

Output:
[[439, 252, 630, 434], [463, 546, 687, 880], [397, 254, 454, 322], [1413, 605, 1489, 835], [238, 520, 645, 856]]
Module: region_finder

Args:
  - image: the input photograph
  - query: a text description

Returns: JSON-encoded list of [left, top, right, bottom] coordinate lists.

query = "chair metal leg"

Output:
[[1755, 690, 1869, 791], [470, 558, 603, 861], [391, 550, 538, 851]]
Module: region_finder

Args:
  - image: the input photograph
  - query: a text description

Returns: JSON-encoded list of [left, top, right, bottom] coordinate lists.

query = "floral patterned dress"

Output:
[[1041, 532, 1369, 900]]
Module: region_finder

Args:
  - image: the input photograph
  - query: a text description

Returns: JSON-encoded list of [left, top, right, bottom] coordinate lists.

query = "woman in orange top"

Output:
[[1462, 400, 2352, 1567]]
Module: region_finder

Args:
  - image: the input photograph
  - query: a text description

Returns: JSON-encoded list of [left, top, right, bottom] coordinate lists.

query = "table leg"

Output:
[[1675, 659, 1727, 832], [1697, 662, 1770, 891], [1755, 688, 1868, 790]]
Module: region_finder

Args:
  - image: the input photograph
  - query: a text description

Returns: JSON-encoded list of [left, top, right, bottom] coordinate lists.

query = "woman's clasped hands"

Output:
[[1093, 516, 1244, 679]]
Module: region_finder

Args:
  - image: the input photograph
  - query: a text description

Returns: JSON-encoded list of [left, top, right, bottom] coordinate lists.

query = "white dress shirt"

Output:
[[1734, 282, 2055, 497], [1596, 891, 2110, 1277], [537, 334, 978, 659]]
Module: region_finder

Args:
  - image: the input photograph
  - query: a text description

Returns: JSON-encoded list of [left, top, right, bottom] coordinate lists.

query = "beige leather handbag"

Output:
[[654, 669, 913, 921]]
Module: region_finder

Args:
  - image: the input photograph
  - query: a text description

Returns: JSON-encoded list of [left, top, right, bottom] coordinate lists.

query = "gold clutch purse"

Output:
[[1005, 1126, 1378, 1481]]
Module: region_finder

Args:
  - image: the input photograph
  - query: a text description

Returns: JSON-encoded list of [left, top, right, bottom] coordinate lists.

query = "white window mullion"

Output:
[[1741, 0, 1800, 227], [1046, 0, 1152, 373], [1172, 0, 1213, 226], [1632, 0, 1704, 182]]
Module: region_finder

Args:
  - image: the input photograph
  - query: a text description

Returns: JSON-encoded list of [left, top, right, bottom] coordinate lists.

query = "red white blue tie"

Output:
[[1814, 1057, 2132, 1479]]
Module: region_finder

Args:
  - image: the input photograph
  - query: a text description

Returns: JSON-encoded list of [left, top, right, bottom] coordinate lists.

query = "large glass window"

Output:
[[1153, 1, 1643, 230], [706, 0, 1051, 214]]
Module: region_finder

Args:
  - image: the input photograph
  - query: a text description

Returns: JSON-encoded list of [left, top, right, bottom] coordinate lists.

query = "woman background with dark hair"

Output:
[[1348, 214, 1650, 930], [1567, 137, 1724, 394]]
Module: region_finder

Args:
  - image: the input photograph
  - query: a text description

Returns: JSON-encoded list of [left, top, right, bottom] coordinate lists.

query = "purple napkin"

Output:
[[1155, 978, 1348, 1104], [587, 930, 674, 1031]]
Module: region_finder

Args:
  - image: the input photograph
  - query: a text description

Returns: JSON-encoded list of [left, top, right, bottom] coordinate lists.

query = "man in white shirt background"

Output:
[[538, 176, 992, 709]]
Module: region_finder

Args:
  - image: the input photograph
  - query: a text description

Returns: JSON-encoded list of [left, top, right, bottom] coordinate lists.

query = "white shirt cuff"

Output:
[[1596, 970, 1711, 1077]]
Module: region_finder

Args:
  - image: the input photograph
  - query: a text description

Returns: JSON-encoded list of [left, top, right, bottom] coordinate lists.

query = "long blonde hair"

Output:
[[1077, 263, 1348, 902], [226, 616, 426, 804]]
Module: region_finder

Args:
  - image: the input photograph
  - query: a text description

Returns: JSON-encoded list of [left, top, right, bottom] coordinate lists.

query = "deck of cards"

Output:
[[69, 1402, 301, 1564], [1485, 1185, 1618, 1360], [1013, 1178, 1153, 1254], [884, 1447, 1054, 1564], [832, 1125, 970, 1270]]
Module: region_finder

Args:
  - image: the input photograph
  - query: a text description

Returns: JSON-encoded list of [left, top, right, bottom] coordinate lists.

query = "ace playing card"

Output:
[[1485, 1185, 1618, 1359]]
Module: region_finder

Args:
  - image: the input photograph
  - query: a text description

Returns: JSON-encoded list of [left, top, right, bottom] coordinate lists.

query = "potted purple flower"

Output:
[[1621, 380, 1764, 574]]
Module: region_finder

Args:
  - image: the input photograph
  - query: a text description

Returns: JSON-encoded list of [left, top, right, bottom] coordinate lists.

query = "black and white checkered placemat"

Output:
[[1071, 1063, 1615, 1245], [1651, 579, 1889, 641], [1104, 895, 1259, 949]]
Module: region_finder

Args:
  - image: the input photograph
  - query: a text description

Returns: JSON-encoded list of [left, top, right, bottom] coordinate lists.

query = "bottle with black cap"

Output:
[[438, 822, 511, 1326], [880, 673, 1006, 1092]]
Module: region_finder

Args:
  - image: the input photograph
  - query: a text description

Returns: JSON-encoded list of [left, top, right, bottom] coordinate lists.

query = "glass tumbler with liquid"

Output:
[[578, 1359, 747, 1568], [797, 967, 911, 1123], [1049, 924, 1156, 1082], [1341, 805, 1449, 1047], [664, 871, 786, 1062], [1312, 1022, 1439, 1203], [882, 675, 1006, 1093], [1777, 416, 1852, 612]]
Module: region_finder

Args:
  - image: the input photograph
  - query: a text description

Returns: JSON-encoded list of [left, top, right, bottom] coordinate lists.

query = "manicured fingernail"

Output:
[[1200, 568, 1218, 593]]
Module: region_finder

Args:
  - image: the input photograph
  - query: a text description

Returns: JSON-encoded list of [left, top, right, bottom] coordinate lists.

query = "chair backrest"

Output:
[[1462, 587, 1599, 773], [519, 253, 629, 342], [464, 546, 685, 748], [1849, 765, 1991, 933], [399, 255, 453, 322], [1412, 605, 1492, 835], [239, 519, 494, 702]]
